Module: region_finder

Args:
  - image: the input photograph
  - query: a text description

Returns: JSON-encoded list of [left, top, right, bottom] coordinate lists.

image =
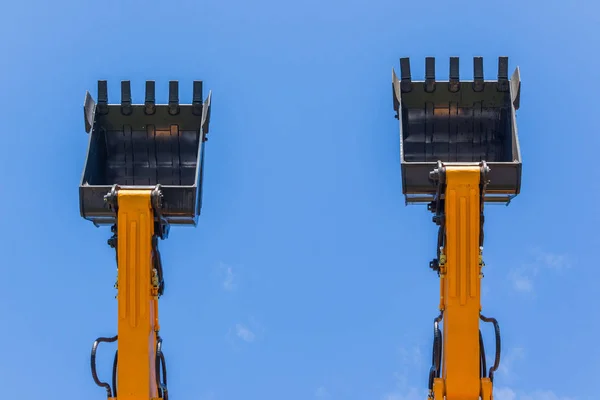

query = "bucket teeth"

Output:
[[145, 80, 156, 115], [394, 56, 514, 91]]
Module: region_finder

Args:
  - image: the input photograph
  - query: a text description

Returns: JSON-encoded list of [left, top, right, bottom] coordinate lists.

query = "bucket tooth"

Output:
[[392, 56, 522, 204], [424, 57, 436, 93], [97, 80, 108, 115], [192, 81, 203, 116], [449, 57, 460, 93], [497, 56, 509, 92], [145, 80, 156, 115], [168, 80, 180, 115], [79, 79, 213, 226], [400, 57, 412, 93], [473, 56, 484, 92], [121, 80, 132, 115]]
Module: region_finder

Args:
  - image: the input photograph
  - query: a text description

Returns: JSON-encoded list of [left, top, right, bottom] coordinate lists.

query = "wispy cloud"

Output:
[[509, 249, 571, 293], [495, 386, 574, 400], [495, 386, 517, 400], [198, 391, 217, 400], [382, 376, 427, 400], [382, 387, 424, 400], [509, 269, 533, 293], [223, 266, 237, 291], [229, 316, 265, 344], [497, 346, 525, 382], [519, 390, 575, 400], [315, 386, 330, 398], [494, 348, 574, 400], [396, 344, 423, 369], [235, 323, 255, 342], [381, 344, 427, 400], [217, 261, 238, 291]]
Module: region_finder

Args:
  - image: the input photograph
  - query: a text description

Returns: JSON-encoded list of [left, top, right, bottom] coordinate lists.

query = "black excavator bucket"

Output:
[[392, 56, 522, 204], [80, 80, 212, 226]]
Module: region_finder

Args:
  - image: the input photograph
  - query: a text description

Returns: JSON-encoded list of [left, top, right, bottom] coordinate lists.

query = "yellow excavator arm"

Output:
[[392, 56, 522, 400], [81, 80, 212, 400]]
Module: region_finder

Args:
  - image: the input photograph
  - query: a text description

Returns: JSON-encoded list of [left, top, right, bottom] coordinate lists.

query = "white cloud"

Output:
[[397, 344, 423, 369], [509, 270, 533, 293], [495, 386, 517, 400], [223, 266, 236, 291], [198, 391, 217, 400], [496, 346, 525, 381], [520, 390, 574, 400], [217, 261, 238, 291], [495, 387, 574, 400], [315, 386, 330, 398], [381, 366, 428, 400], [382, 387, 423, 400], [235, 323, 255, 342], [531, 248, 571, 271], [509, 249, 571, 293]]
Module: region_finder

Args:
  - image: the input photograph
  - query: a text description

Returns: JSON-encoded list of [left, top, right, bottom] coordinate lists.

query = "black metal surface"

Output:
[[112, 350, 118, 398], [156, 336, 169, 400], [90, 335, 118, 398], [80, 80, 212, 226], [480, 314, 501, 383], [479, 330, 487, 379], [428, 313, 444, 394], [392, 56, 522, 204]]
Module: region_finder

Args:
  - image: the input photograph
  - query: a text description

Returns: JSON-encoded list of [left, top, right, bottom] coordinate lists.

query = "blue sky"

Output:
[[0, 1, 598, 399]]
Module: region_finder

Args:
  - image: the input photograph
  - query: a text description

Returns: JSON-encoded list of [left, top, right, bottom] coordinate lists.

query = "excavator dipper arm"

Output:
[[429, 162, 501, 400], [90, 187, 167, 400]]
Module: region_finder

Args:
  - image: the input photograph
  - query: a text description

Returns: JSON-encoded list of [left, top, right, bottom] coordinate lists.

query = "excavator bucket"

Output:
[[79, 80, 212, 226], [392, 56, 522, 204]]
